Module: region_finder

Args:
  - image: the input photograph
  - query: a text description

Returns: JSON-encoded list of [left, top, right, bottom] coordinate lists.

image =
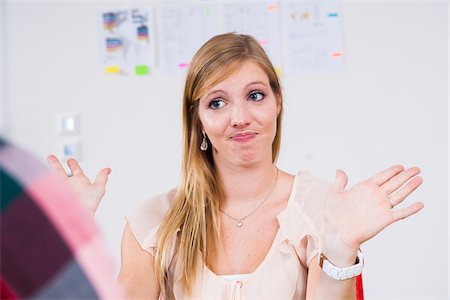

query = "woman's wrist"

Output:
[[321, 232, 360, 267], [318, 248, 364, 281]]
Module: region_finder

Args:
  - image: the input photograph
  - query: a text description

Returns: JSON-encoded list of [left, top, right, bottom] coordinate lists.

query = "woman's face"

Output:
[[198, 61, 281, 167]]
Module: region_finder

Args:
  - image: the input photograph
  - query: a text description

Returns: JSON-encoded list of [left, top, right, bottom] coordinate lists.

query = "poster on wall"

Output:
[[222, 2, 282, 75], [99, 8, 155, 75], [281, 2, 344, 73], [157, 4, 218, 74]]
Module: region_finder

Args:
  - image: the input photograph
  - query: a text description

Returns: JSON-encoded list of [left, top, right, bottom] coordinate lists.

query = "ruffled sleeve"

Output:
[[125, 188, 177, 256], [277, 171, 332, 268]]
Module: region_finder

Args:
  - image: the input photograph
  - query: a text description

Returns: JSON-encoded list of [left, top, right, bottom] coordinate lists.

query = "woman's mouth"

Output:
[[231, 132, 257, 142]]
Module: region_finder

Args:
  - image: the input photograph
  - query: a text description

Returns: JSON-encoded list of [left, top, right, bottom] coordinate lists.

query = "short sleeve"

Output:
[[277, 171, 331, 268], [125, 189, 177, 256]]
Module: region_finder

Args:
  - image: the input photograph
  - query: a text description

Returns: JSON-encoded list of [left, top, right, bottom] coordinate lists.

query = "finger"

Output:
[[370, 165, 404, 186], [47, 155, 68, 177], [67, 159, 85, 176], [381, 167, 421, 195], [390, 202, 424, 223], [93, 168, 111, 190], [389, 176, 423, 207], [331, 169, 348, 192]]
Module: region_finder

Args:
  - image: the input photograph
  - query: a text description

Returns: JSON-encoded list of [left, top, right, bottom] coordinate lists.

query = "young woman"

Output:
[[48, 33, 424, 299]]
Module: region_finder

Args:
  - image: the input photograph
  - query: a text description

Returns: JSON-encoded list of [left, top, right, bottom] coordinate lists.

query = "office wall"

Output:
[[2, 2, 448, 298], [0, 1, 6, 136]]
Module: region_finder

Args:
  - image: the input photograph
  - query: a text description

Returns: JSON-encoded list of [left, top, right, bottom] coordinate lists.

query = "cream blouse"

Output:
[[127, 171, 331, 299]]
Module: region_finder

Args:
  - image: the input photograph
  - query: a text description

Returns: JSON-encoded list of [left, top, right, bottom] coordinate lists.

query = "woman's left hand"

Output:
[[323, 165, 424, 256]]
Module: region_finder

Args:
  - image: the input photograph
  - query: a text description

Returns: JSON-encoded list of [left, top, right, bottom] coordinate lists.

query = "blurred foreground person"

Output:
[[0, 138, 123, 299]]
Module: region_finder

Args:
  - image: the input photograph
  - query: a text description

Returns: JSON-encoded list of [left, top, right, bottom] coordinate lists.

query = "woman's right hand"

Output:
[[47, 155, 111, 214]]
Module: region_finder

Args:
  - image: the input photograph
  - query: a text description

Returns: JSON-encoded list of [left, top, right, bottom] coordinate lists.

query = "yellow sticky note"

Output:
[[275, 67, 282, 77], [105, 66, 120, 74]]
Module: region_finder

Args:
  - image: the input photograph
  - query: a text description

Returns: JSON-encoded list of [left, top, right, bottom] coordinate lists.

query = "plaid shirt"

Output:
[[0, 138, 124, 299]]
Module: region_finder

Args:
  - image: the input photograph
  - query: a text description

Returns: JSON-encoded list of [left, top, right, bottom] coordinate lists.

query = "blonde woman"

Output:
[[48, 33, 423, 299]]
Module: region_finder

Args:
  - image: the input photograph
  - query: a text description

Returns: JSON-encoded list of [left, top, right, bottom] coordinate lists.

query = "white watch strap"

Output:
[[318, 249, 364, 280]]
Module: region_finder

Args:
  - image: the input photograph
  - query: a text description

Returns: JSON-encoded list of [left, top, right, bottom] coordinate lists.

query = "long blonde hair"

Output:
[[154, 33, 283, 296]]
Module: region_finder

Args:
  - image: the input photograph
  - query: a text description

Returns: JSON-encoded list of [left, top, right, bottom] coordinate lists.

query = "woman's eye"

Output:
[[248, 91, 264, 102], [208, 99, 225, 110]]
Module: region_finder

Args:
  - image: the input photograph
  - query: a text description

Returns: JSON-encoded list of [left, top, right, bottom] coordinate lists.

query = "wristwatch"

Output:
[[318, 249, 364, 280]]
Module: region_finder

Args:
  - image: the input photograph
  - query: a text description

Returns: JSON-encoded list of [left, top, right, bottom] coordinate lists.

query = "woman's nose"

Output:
[[230, 102, 251, 128]]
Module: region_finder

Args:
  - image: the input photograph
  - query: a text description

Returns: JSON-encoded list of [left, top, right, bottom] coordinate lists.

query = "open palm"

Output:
[[47, 155, 111, 214], [324, 165, 424, 251]]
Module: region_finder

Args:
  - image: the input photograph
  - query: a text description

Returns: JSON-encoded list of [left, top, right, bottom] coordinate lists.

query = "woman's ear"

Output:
[[276, 91, 283, 116]]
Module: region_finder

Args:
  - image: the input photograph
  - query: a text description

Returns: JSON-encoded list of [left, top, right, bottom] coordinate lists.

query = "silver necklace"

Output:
[[220, 167, 279, 228]]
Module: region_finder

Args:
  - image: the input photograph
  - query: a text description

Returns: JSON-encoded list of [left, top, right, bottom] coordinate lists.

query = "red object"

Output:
[[1, 277, 18, 299], [356, 274, 364, 300]]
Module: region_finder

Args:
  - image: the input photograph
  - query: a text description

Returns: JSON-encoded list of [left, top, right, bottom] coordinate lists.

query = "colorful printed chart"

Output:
[[99, 8, 155, 75]]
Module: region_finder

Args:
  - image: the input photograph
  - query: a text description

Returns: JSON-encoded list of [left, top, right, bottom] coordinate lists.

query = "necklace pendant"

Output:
[[236, 221, 243, 228]]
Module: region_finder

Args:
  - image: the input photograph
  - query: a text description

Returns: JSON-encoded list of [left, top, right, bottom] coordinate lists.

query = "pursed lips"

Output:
[[229, 132, 257, 142]]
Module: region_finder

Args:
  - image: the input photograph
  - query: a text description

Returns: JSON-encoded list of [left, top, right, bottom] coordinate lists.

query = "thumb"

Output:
[[93, 167, 111, 189], [332, 169, 348, 192]]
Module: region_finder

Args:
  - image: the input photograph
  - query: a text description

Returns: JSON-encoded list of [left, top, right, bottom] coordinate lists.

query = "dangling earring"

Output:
[[200, 132, 208, 151]]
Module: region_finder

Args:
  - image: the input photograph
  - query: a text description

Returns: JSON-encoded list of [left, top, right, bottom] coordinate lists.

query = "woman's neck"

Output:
[[215, 160, 278, 208]]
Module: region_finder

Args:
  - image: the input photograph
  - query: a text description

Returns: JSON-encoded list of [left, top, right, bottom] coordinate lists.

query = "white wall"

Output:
[[0, 1, 7, 136], [2, 2, 448, 299]]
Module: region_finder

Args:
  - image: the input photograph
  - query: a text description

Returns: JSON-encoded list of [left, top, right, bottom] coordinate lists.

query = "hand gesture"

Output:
[[323, 165, 424, 254], [47, 155, 111, 214]]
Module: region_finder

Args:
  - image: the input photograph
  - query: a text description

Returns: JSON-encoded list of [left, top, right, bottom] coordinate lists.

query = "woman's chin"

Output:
[[213, 146, 271, 167], [235, 151, 267, 167]]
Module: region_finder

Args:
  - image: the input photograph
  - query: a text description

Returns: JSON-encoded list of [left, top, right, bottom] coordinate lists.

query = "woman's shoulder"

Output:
[[125, 188, 177, 253], [129, 188, 177, 222], [277, 170, 332, 265], [278, 170, 332, 239], [278, 169, 332, 229], [291, 170, 332, 203]]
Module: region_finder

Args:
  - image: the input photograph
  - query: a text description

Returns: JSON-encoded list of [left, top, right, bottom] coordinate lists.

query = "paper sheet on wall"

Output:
[[222, 3, 282, 73], [99, 8, 155, 75], [282, 2, 344, 73], [157, 4, 217, 74]]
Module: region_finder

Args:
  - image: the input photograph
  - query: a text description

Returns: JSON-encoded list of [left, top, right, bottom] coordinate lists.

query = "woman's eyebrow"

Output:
[[245, 81, 269, 88], [204, 81, 268, 99], [204, 89, 226, 98]]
